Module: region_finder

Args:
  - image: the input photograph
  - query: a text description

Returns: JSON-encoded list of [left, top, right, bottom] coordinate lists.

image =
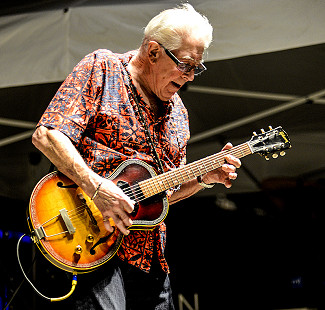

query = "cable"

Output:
[[50, 274, 77, 302], [16, 234, 77, 302]]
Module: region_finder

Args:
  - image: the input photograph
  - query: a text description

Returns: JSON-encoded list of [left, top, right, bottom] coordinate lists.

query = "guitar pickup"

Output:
[[77, 193, 98, 227]]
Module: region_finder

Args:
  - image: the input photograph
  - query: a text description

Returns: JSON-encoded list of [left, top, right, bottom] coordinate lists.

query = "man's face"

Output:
[[149, 39, 205, 102]]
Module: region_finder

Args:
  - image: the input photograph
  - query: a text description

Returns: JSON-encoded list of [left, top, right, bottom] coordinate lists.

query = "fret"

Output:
[[176, 168, 186, 184], [178, 169, 186, 183], [146, 179, 156, 197], [152, 178, 160, 194], [156, 176, 164, 192], [184, 168, 191, 180], [201, 161, 209, 174], [169, 175, 175, 187], [197, 164, 202, 176], [164, 175, 172, 188], [173, 171, 181, 185], [138, 181, 148, 198], [189, 165, 197, 178], [215, 156, 222, 167]]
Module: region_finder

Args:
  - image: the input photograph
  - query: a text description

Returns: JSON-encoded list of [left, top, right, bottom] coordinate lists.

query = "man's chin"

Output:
[[160, 91, 178, 102]]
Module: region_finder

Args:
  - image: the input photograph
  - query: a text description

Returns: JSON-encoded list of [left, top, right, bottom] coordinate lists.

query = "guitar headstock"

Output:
[[248, 126, 291, 160]]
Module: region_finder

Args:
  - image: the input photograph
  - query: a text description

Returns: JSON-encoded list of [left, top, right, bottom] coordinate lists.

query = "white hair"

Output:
[[143, 3, 213, 51]]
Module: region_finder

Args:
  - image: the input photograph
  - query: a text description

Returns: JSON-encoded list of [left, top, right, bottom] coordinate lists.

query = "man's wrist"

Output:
[[91, 181, 103, 200], [197, 175, 215, 189]]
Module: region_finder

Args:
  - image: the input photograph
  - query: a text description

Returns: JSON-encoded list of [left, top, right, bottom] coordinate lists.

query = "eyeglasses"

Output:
[[160, 44, 207, 76]]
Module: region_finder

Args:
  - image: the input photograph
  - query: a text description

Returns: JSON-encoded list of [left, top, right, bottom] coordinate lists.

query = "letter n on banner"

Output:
[[178, 293, 199, 310]]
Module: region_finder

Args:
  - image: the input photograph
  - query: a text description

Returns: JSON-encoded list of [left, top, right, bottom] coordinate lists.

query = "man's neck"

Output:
[[128, 56, 163, 119]]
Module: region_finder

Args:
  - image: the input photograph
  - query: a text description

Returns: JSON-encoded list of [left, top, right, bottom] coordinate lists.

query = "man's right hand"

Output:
[[32, 127, 135, 236], [92, 179, 135, 235]]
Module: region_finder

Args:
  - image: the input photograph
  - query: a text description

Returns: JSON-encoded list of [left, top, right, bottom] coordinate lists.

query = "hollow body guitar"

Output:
[[28, 126, 291, 274]]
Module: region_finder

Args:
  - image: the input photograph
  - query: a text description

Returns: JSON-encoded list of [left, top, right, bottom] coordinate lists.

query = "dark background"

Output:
[[2, 184, 325, 309]]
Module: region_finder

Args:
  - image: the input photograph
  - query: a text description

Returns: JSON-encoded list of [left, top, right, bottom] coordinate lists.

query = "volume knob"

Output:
[[74, 245, 83, 255], [86, 234, 94, 243]]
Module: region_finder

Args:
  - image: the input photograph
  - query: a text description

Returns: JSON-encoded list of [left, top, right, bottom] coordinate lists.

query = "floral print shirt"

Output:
[[38, 49, 190, 273]]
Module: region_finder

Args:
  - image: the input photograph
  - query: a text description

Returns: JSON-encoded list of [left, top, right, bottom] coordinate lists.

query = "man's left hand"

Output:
[[202, 142, 241, 188]]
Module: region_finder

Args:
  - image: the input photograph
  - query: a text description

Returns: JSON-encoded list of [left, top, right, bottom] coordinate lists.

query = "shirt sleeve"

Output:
[[37, 50, 106, 146], [174, 96, 190, 168]]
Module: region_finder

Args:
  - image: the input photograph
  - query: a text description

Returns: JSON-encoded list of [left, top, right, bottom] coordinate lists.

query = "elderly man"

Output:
[[32, 4, 241, 309]]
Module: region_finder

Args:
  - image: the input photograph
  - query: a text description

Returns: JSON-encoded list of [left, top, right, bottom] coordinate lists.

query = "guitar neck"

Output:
[[139, 142, 252, 198]]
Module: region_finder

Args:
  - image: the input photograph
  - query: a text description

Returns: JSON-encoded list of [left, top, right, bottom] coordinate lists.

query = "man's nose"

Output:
[[182, 69, 195, 82]]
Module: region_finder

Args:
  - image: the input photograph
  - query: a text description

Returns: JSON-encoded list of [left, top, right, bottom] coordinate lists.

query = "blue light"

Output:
[[0, 230, 32, 243]]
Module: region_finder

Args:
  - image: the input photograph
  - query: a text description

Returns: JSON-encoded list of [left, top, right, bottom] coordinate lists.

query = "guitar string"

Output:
[[123, 144, 250, 198], [62, 146, 251, 223], [63, 146, 250, 221], [41, 146, 252, 230], [119, 144, 249, 197]]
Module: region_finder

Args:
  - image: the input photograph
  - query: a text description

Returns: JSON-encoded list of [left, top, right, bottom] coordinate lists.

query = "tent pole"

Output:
[[0, 130, 34, 147], [186, 86, 325, 104], [188, 88, 325, 144], [0, 117, 36, 129]]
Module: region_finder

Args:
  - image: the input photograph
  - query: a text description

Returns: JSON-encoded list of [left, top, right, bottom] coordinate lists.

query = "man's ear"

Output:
[[147, 41, 161, 64]]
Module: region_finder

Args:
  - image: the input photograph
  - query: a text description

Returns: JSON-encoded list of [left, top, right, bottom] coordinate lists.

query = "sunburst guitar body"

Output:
[[28, 160, 167, 273]]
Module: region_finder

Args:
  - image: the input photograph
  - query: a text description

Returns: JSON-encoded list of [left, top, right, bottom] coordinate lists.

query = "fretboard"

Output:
[[139, 142, 252, 198]]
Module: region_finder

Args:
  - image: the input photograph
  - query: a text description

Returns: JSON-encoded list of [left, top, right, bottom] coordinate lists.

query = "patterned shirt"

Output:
[[38, 49, 190, 273]]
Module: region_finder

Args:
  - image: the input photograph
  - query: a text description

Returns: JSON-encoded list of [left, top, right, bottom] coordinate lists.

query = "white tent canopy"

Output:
[[1, 0, 325, 88], [0, 0, 325, 200]]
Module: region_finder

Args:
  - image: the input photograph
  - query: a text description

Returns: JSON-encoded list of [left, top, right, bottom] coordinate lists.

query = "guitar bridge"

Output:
[[59, 208, 76, 235]]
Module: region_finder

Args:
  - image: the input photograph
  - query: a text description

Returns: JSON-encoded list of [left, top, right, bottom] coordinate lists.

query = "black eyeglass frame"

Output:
[[159, 44, 207, 76]]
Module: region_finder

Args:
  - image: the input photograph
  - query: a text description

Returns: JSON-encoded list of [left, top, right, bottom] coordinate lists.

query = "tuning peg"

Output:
[[268, 126, 273, 130], [253, 131, 257, 136], [264, 156, 270, 161], [261, 129, 265, 134], [280, 151, 286, 156], [272, 153, 278, 159]]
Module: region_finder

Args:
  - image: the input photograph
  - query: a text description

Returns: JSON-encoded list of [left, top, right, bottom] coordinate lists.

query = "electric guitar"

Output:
[[27, 126, 291, 274]]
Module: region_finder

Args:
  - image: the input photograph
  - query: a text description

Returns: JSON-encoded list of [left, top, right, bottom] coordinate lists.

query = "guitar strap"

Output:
[[127, 80, 165, 175]]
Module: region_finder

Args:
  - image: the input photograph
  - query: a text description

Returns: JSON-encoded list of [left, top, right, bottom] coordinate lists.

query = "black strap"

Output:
[[127, 81, 165, 175]]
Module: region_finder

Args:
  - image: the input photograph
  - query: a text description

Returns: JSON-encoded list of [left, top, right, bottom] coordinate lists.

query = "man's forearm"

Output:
[[32, 125, 134, 235], [32, 126, 101, 198], [169, 178, 204, 205]]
